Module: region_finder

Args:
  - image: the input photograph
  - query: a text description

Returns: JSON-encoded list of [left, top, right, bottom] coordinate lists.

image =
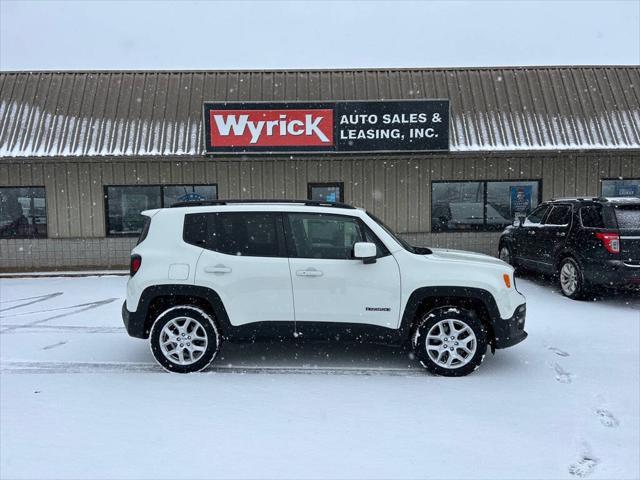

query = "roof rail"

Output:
[[550, 197, 613, 203], [170, 199, 357, 209]]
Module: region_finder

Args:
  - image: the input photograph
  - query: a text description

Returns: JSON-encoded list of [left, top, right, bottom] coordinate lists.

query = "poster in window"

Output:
[[510, 186, 532, 219], [177, 192, 206, 202]]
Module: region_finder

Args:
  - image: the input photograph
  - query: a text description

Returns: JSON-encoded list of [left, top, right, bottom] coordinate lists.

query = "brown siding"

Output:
[[1, 152, 638, 241]]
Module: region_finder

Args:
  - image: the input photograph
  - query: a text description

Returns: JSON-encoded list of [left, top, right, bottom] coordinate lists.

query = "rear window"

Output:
[[136, 217, 151, 245], [614, 207, 640, 229]]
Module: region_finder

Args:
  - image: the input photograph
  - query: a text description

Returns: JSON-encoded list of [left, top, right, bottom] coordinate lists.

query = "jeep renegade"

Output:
[[123, 200, 527, 376]]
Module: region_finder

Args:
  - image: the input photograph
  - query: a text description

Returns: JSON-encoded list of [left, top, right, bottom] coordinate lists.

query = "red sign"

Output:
[[209, 109, 334, 148]]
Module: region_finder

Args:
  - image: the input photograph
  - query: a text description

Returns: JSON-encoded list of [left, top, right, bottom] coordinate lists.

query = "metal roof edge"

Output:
[[1, 65, 639, 76]]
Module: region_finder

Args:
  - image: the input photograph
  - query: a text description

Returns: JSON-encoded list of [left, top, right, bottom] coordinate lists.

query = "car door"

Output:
[[536, 204, 572, 272], [516, 204, 550, 267], [285, 212, 401, 329], [190, 211, 295, 327]]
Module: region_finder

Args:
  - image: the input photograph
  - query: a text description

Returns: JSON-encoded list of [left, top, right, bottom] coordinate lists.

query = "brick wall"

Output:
[[0, 238, 137, 272]]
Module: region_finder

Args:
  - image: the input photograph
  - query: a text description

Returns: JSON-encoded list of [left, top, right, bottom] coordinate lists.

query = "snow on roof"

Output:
[[0, 66, 639, 158]]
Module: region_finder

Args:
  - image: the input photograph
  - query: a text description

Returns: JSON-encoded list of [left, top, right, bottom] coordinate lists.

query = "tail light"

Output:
[[130, 254, 142, 276], [594, 232, 620, 254]]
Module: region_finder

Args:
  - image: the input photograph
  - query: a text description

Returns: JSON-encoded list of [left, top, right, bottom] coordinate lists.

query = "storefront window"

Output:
[[432, 182, 484, 231], [602, 179, 640, 197], [0, 187, 47, 238], [105, 184, 217, 236], [308, 183, 344, 203], [431, 180, 540, 232]]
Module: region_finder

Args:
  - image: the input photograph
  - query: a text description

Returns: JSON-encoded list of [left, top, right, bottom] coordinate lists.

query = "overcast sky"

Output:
[[1, 0, 639, 71]]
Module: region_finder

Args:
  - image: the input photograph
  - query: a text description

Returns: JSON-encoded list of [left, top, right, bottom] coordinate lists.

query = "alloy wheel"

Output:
[[499, 246, 511, 264], [560, 261, 578, 296], [159, 316, 209, 365], [425, 319, 477, 369]]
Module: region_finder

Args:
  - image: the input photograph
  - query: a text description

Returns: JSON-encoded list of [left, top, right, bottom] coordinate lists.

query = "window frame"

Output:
[[543, 204, 573, 227], [523, 203, 551, 226], [283, 212, 389, 260], [601, 178, 640, 198], [579, 204, 605, 229], [104, 183, 218, 237], [307, 182, 345, 203], [0, 185, 48, 239], [430, 179, 543, 232]]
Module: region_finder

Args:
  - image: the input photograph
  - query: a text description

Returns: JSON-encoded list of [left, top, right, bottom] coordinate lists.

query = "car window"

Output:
[[523, 205, 549, 225], [183, 213, 207, 247], [183, 212, 283, 257], [287, 213, 367, 259], [580, 206, 605, 228], [544, 205, 572, 226]]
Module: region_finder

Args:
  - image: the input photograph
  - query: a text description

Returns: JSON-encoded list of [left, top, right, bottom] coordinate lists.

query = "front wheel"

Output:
[[412, 308, 488, 377], [149, 306, 221, 373], [499, 244, 519, 272]]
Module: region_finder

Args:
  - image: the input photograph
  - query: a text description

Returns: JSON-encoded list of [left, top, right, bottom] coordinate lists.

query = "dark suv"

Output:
[[498, 197, 640, 299]]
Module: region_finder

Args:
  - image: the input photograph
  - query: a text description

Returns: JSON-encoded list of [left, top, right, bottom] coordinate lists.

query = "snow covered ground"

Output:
[[0, 275, 638, 480]]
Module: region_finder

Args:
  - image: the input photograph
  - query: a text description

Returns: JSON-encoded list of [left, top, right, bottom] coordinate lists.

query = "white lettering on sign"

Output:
[[213, 113, 330, 144]]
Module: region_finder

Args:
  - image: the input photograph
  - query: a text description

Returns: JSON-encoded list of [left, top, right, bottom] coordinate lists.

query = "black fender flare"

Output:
[[398, 286, 502, 344], [132, 284, 233, 338], [555, 247, 581, 272]]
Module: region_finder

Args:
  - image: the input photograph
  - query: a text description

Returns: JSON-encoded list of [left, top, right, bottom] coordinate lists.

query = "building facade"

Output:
[[0, 67, 639, 271]]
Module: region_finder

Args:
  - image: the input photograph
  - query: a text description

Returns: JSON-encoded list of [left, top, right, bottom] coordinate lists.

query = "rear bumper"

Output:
[[583, 260, 640, 288], [494, 303, 527, 349], [122, 301, 147, 339]]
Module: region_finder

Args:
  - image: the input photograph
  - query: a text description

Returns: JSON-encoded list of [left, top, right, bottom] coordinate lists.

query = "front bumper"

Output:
[[583, 260, 640, 288], [122, 301, 147, 339], [493, 303, 527, 349]]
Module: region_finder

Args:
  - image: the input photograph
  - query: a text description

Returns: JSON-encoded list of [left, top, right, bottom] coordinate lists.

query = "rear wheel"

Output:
[[412, 307, 488, 377], [558, 257, 587, 300], [149, 306, 220, 373]]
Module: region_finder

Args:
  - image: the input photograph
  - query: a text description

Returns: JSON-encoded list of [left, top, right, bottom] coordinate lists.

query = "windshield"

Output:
[[366, 212, 432, 254]]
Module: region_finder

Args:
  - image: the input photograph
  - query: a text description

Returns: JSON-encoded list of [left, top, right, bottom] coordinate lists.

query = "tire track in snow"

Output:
[[0, 292, 63, 312], [41, 341, 69, 351], [0, 360, 426, 377], [0, 298, 118, 333], [0, 325, 124, 334]]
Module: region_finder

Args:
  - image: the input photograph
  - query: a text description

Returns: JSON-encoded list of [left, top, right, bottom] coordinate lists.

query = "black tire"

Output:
[[149, 305, 221, 373], [412, 307, 488, 377], [558, 257, 587, 300]]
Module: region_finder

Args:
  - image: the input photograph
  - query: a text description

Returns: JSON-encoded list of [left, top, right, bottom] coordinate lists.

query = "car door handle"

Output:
[[556, 232, 566, 237], [528, 230, 536, 235], [204, 264, 232, 274], [296, 268, 323, 277]]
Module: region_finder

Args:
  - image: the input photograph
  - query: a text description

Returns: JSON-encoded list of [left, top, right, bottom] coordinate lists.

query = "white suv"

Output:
[[123, 200, 527, 376]]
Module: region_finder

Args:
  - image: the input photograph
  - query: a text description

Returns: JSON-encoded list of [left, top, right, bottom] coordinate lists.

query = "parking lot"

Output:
[[1, 274, 639, 479]]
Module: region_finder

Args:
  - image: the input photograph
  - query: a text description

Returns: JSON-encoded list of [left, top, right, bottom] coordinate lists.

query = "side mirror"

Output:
[[513, 218, 524, 227], [354, 242, 377, 264]]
